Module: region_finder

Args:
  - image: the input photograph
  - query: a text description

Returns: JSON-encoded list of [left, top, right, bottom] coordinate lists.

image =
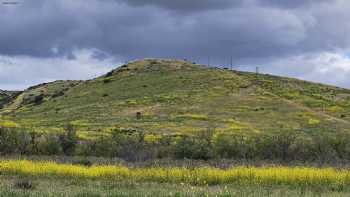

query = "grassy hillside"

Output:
[[0, 90, 20, 108], [1, 59, 350, 138]]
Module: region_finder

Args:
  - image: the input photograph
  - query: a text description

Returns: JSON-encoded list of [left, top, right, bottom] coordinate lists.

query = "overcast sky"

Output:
[[1, 0, 350, 90]]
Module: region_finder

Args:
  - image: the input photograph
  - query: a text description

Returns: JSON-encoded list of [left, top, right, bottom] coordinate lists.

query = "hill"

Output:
[[1, 59, 350, 138]]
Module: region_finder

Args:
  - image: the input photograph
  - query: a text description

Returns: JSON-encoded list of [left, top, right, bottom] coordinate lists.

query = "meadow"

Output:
[[1, 159, 350, 196], [2, 177, 348, 197], [1, 159, 350, 188]]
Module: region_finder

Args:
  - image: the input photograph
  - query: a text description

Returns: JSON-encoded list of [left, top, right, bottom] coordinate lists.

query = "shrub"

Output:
[[17, 130, 32, 155], [109, 129, 155, 161], [310, 132, 338, 163], [103, 78, 111, 84], [258, 130, 298, 161], [38, 133, 62, 155], [331, 132, 350, 160], [173, 136, 212, 160], [79, 137, 112, 157], [73, 158, 93, 167], [105, 70, 114, 77], [0, 128, 27, 155], [14, 179, 36, 190], [213, 133, 256, 160], [59, 124, 78, 155]]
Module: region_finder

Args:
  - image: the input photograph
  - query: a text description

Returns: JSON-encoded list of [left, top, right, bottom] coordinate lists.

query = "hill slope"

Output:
[[0, 90, 21, 109], [1, 59, 350, 138]]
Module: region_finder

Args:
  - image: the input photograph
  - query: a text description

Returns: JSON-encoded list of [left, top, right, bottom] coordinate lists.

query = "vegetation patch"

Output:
[[0, 120, 18, 127], [175, 113, 208, 121], [13, 178, 37, 190], [308, 118, 320, 125], [2, 160, 350, 190]]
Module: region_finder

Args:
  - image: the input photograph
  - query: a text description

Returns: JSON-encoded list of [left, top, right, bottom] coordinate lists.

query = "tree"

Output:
[[59, 124, 78, 155]]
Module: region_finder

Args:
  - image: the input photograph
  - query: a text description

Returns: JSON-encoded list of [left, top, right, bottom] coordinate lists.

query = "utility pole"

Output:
[[230, 56, 233, 70], [255, 66, 259, 84], [207, 56, 210, 67]]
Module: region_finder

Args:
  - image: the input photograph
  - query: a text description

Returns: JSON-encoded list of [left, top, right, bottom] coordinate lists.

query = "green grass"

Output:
[[1, 59, 350, 138], [0, 176, 349, 197]]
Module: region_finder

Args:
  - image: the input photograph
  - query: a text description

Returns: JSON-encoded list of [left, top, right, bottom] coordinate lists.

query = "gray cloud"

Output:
[[0, 49, 117, 90], [118, 0, 243, 12], [118, 0, 332, 11], [259, 0, 331, 8], [0, 0, 350, 89]]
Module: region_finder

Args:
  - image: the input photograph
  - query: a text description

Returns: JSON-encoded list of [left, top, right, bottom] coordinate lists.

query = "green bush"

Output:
[[173, 136, 212, 160], [257, 130, 298, 161], [0, 128, 31, 155], [13, 179, 36, 190], [213, 134, 256, 160], [59, 124, 78, 155], [79, 137, 112, 157], [38, 133, 62, 155]]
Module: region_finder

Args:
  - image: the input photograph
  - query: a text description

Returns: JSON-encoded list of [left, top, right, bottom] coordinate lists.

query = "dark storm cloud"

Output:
[[1, 0, 348, 64], [117, 0, 244, 12], [0, 0, 155, 58], [118, 0, 331, 11], [0, 0, 350, 86]]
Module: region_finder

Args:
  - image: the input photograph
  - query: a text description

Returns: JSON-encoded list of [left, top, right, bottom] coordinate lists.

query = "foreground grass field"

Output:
[[2, 177, 350, 197], [2, 160, 350, 196]]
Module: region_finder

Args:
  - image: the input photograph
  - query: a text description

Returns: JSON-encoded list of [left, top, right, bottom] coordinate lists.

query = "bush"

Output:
[[109, 128, 155, 161], [16, 130, 32, 155], [38, 133, 62, 155], [331, 132, 350, 160], [310, 132, 338, 163], [0, 128, 31, 155], [173, 136, 212, 160], [213, 133, 256, 160], [103, 78, 112, 84], [59, 124, 78, 155], [257, 130, 298, 161], [79, 137, 112, 157], [14, 179, 36, 190], [73, 158, 93, 167]]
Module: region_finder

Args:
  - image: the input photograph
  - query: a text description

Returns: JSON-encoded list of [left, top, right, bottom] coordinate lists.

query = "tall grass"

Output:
[[1, 160, 350, 190]]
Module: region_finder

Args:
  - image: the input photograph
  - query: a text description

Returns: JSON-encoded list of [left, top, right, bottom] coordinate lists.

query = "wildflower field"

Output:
[[1, 160, 350, 191]]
